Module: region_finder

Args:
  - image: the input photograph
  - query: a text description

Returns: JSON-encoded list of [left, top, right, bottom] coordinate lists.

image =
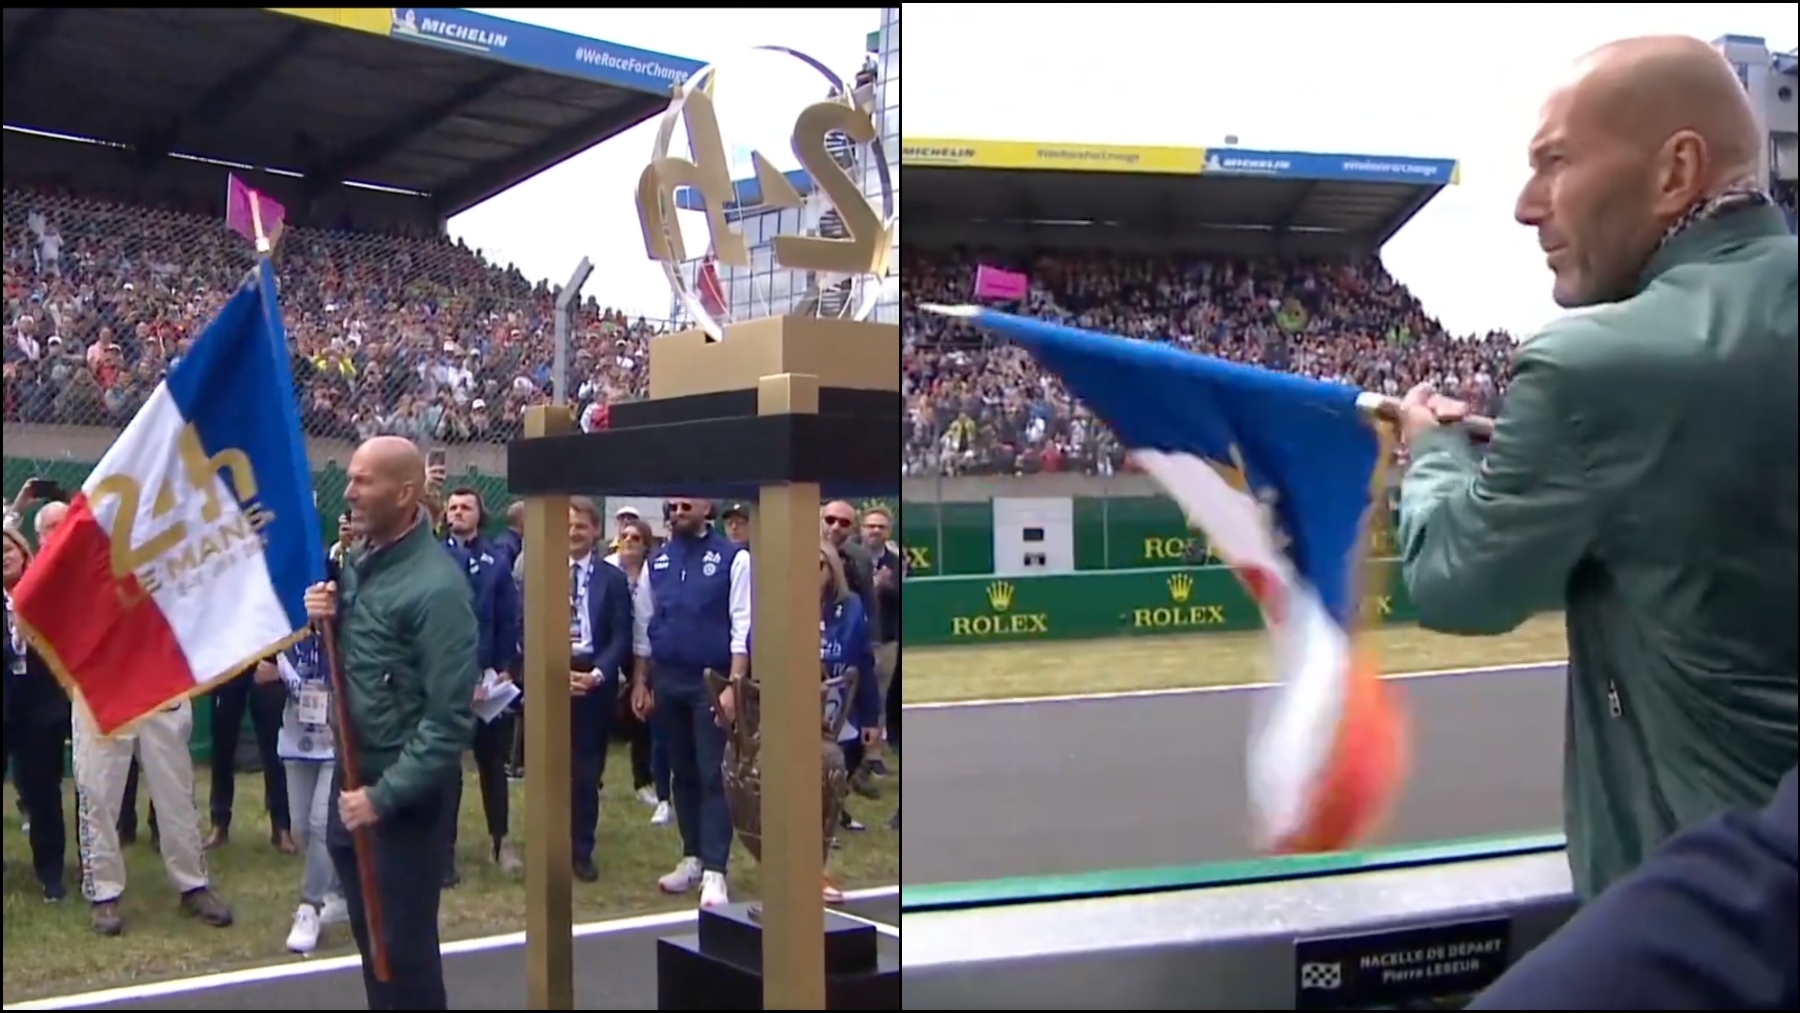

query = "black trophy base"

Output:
[[656, 902, 900, 1010]]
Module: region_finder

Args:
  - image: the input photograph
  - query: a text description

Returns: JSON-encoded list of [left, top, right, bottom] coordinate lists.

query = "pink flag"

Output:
[[225, 174, 287, 247], [974, 264, 1028, 301]]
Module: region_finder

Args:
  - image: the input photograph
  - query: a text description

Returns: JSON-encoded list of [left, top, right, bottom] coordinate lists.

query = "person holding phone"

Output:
[[4, 477, 66, 537]]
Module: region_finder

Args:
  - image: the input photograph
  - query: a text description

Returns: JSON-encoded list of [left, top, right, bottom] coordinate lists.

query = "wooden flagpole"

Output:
[[249, 192, 390, 982]]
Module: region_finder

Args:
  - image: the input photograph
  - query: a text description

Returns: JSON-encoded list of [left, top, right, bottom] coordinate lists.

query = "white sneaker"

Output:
[[319, 894, 349, 927], [650, 800, 672, 826], [636, 787, 660, 806], [658, 856, 703, 894], [286, 904, 321, 954], [700, 870, 730, 909]]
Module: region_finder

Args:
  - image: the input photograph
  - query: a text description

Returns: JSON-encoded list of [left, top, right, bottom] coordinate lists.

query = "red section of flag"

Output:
[[697, 255, 727, 320], [225, 174, 288, 247], [1234, 564, 1287, 625], [1271, 652, 1409, 854], [12, 494, 196, 735]]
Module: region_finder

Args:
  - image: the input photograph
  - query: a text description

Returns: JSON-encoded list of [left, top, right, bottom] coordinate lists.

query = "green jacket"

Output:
[[335, 513, 480, 819], [1398, 205, 1798, 900]]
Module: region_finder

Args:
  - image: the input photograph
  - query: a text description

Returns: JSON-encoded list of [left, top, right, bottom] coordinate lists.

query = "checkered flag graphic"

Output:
[[1299, 961, 1344, 991]]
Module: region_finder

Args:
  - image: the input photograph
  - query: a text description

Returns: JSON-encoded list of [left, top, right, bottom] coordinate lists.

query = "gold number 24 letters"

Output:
[[88, 424, 258, 582], [637, 88, 891, 279]]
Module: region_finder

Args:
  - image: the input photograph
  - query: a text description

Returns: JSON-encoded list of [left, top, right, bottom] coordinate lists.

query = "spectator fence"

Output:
[[4, 186, 676, 535]]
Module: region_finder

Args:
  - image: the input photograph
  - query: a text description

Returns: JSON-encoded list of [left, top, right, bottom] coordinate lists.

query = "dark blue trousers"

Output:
[[653, 665, 731, 871], [570, 671, 618, 864], [327, 768, 455, 1010]]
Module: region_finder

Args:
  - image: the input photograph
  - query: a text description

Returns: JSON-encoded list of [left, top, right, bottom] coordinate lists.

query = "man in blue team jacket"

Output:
[[441, 488, 523, 883], [634, 497, 750, 910], [1470, 766, 1797, 1009]]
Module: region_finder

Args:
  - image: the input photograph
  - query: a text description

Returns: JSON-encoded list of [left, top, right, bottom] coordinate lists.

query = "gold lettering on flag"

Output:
[[88, 423, 277, 605]]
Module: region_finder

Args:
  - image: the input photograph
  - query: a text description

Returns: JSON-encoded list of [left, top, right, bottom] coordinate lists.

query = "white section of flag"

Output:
[[1133, 449, 1349, 849], [81, 385, 294, 686]]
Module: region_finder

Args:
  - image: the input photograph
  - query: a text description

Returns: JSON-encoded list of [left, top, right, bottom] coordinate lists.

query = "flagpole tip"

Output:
[[920, 303, 980, 319]]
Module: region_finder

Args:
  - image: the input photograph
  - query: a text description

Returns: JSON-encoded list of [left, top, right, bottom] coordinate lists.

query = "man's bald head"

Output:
[[358, 435, 426, 485], [1517, 35, 1765, 309], [34, 501, 68, 543], [822, 500, 857, 546], [1572, 36, 1762, 178], [344, 436, 427, 544]]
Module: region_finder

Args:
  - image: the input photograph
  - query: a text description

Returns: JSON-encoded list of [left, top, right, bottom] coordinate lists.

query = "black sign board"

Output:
[[1294, 916, 1512, 1010]]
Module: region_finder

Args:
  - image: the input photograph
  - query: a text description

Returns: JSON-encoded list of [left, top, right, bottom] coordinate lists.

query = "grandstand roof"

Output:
[[902, 138, 1458, 259], [1, 8, 703, 217]]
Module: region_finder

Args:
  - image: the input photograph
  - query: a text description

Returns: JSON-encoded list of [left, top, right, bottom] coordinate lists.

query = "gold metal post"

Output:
[[753, 373, 828, 1010], [521, 404, 575, 1010]]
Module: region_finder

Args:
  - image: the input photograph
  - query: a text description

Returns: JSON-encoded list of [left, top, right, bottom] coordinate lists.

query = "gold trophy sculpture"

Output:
[[496, 44, 895, 1011], [705, 664, 863, 918]]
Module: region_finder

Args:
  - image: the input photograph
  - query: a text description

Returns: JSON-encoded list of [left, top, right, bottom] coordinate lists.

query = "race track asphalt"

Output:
[[901, 662, 1569, 885], [18, 896, 899, 1011], [25, 663, 1565, 1009]]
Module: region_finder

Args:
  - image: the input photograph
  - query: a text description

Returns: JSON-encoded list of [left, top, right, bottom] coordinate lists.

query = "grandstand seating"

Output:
[[904, 248, 1518, 477], [4, 185, 668, 447], [35, 185, 1789, 479]]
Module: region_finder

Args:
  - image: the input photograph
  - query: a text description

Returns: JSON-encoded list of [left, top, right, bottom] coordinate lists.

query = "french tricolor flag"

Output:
[[13, 261, 323, 735], [926, 305, 1410, 854]]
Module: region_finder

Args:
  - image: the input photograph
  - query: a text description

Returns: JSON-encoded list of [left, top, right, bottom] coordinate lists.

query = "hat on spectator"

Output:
[[721, 502, 750, 520]]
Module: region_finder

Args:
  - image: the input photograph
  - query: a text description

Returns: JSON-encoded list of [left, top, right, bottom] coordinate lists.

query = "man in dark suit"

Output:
[[566, 497, 632, 882], [1470, 766, 1797, 1009]]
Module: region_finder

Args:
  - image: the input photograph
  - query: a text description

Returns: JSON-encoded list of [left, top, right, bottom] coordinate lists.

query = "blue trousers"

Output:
[[570, 675, 618, 864], [327, 768, 455, 1010], [653, 665, 731, 871], [652, 720, 671, 799]]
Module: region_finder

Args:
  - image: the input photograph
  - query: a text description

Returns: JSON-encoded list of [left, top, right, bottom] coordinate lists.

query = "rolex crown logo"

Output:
[[986, 580, 1015, 612], [1167, 572, 1194, 603]]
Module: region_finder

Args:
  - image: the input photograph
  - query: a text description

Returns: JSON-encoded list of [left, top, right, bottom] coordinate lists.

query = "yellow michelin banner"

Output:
[[902, 137, 1207, 175], [264, 8, 392, 35]]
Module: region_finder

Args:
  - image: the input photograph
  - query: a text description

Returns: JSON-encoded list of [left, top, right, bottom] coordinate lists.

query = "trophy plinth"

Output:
[[655, 903, 898, 1011], [544, 41, 900, 1010], [510, 315, 899, 1012], [508, 316, 899, 503]]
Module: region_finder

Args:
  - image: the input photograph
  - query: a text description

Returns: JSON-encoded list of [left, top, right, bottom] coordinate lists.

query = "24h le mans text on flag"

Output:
[[13, 260, 323, 735]]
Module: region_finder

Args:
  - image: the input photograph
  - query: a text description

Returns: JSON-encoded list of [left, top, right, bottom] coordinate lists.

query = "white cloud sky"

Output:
[[445, 8, 879, 320], [897, 3, 1794, 337]]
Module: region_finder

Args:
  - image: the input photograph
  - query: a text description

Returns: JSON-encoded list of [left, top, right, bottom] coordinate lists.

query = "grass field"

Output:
[[1, 746, 899, 1003], [907, 614, 1569, 703]]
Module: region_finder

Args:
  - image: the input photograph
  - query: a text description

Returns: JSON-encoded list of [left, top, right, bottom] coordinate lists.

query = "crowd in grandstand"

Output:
[[3, 186, 666, 444], [7, 181, 1798, 479], [903, 249, 1520, 477]]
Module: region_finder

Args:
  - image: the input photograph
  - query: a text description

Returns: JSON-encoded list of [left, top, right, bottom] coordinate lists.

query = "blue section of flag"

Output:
[[970, 308, 1382, 627], [163, 260, 324, 631]]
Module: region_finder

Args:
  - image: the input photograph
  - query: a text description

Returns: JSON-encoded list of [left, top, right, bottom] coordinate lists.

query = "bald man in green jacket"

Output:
[[1395, 36, 1798, 901]]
